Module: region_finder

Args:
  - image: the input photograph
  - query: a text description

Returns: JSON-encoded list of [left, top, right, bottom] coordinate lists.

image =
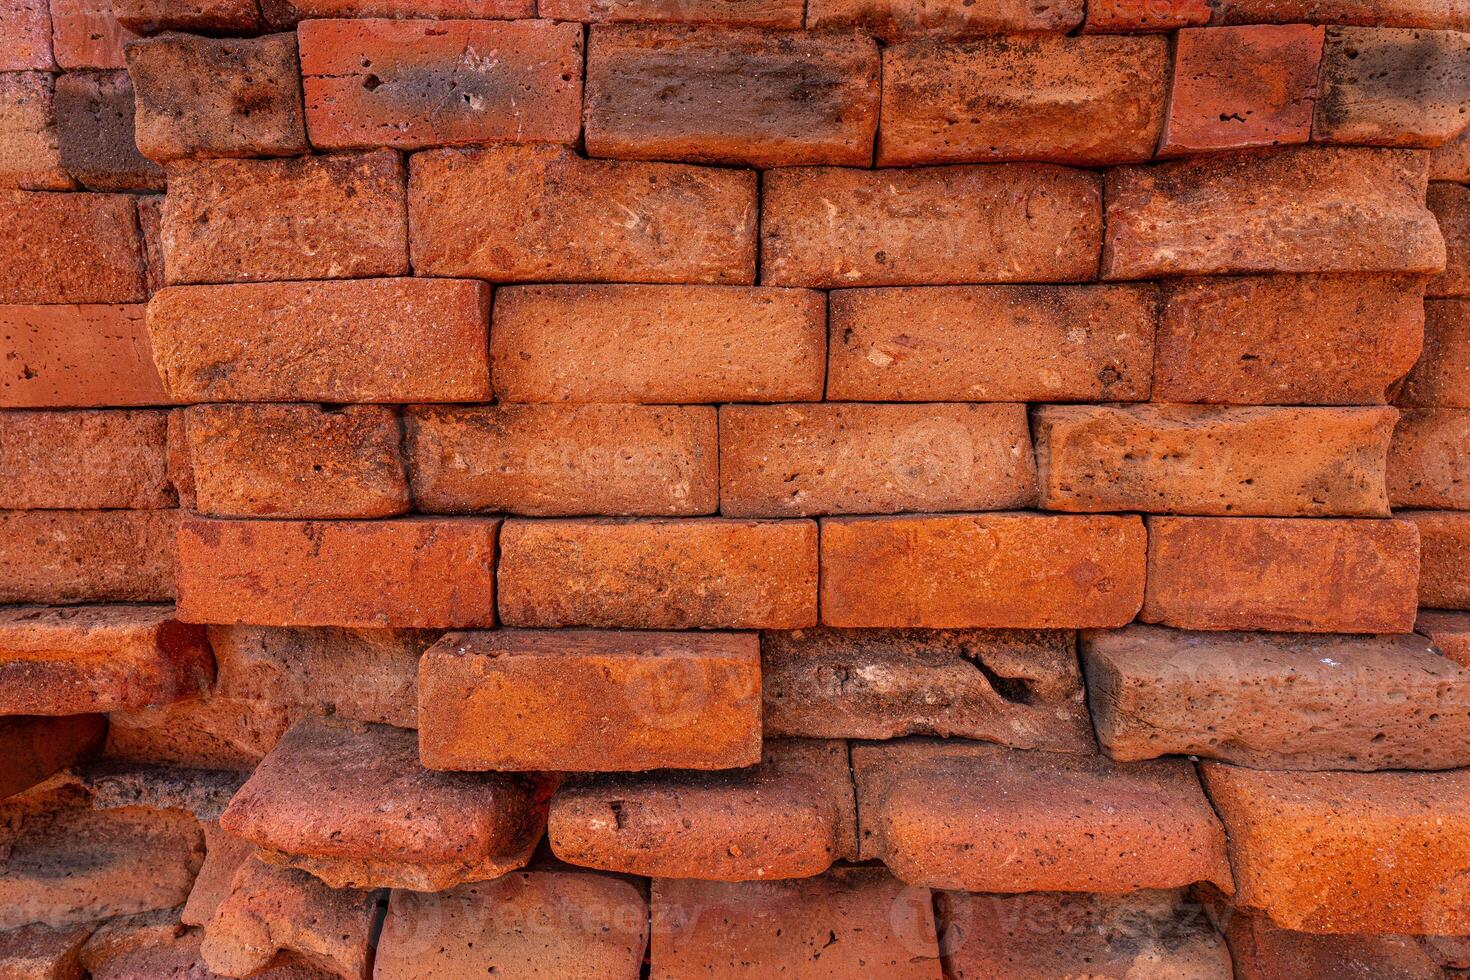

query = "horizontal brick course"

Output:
[[1209, 0, 1470, 29], [0, 191, 146, 304], [0, 409, 173, 510], [544, 0, 799, 23], [807, 0, 1082, 38], [0, 509, 177, 604], [1084, 0, 1209, 31], [0, 72, 71, 191]]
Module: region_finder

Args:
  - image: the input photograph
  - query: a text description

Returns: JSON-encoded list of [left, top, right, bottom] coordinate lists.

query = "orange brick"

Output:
[[0, 0, 53, 69], [1431, 124, 1470, 181], [0, 715, 104, 799], [176, 516, 499, 628], [105, 692, 289, 769], [0, 191, 146, 303], [1397, 299, 1470, 407], [1429, 181, 1470, 297], [1210, 0, 1470, 29], [1142, 516, 1420, 632], [820, 513, 1145, 629], [50, 0, 137, 68], [135, 193, 165, 293], [1316, 27, 1470, 147], [0, 72, 71, 190], [807, 0, 1081, 39], [1402, 510, 1470, 609], [1418, 609, 1470, 666], [0, 409, 173, 510], [1389, 408, 1470, 509], [545, 0, 799, 24], [0, 509, 176, 604], [1223, 910, 1449, 980], [1083, 0, 1209, 30], [298, 19, 582, 150], [498, 518, 817, 629], [276, 0, 532, 18], [111, 0, 262, 32]]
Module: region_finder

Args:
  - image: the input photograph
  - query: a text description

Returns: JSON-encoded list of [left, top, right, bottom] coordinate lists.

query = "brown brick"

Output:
[[820, 513, 1145, 629], [105, 693, 290, 769], [548, 740, 854, 880], [1389, 408, 1470, 509], [879, 35, 1168, 167], [1223, 910, 1447, 980], [112, 0, 262, 32], [1155, 274, 1425, 405], [0, 0, 53, 69], [66, 763, 245, 821], [498, 518, 817, 630], [409, 145, 756, 283], [854, 739, 1232, 893], [546, 0, 799, 24], [0, 921, 92, 979], [299, 19, 582, 150], [220, 717, 547, 890], [1210, 0, 1470, 29], [1142, 516, 1420, 632], [183, 404, 409, 519], [827, 284, 1156, 402], [1419, 609, 1470, 666], [0, 409, 172, 509], [1316, 27, 1470, 147], [585, 26, 877, 167], [0, 72, 70, 190], [0, 715, 105, 799], [1035, 404, 1397, 517], [808, 0, 1082, 40], [1429, 181, 1470, 297], [147, 278, 490, 403], [51, 0, 136, 68], [720, 403, 1037, 517], [1083, 0, 1210, 30], [0, 191, 145, 303], [405, 404, 717, 516], [177, 515, 498, 628], [1431, 123, 1470, 181], [161, 150, 408, 285], [1403, 509, 1470, 608], [1398, 298, 1470, 407], [761, 627, 1094, 752], [1103, 147, 1445, 279], [0, 509, 176, 604], [762, 164, 1101, 288], [54, 71, 163, 192], [1203, 764, 1470, 935], [419, 629, 761, 771], [125, 32, 307, 161]]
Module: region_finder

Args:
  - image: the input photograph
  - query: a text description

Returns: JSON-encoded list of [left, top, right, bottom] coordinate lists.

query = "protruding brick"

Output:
[[1142, 516, 1420, 632], [405, 404, 718, 515], [585, 26, 877, 167], [0, 191, 146, 303], [299, 19, 583, 150], [1403, 509, 1470, 608], [878, 35, 1167, 166], [1429, 181, 1470, 296], [1399, 299, 1470, 407], [1035, 404, 1397, 516], [267, 0, 537, 20], [1210, 0, 1470, 29], [0, 72, 70, 190], [177, 516, 498, 628], [147, 278, 490, 403], [66, 761, 244, 821], [807, 0, 1082, 40], [1389, 408, 1470, 509], [162, 150, 408, 285], [50, 0, 136, 68], [0, 409, 172, 510], [1222, 909, 1448, 980], [0, 509, 176, 604], [853, 739, 1232, 893], [1083, 0, 1209, 31], [0, 921, 91, 979], [547, 0, 798, 25], [1103, 147, 1445, 279], [0, 0, 53, 69], [0, 305, 167, 408], [54, 71, 163, 192], [820, 513, 1146, 629], [220, 717, 547, 890], [1316, 27, 1470, 147], [499, 518, 817, 629], [410, 144, 756, 284], [111, 0, 262, 33], [1083, 624, 1470, 770], [549, 740, 854, 880], [0, 715, 104, 799], [762, 164, 1100, 288]]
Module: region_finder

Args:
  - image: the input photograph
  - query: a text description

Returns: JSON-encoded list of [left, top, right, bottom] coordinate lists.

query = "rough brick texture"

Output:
[[0, 72, 70, 191], [0, 305, 167, 409], [54, 71, 163, 193], [0, 509, 176, 604], [1316, 27, 1470, 146], [0, 191, 146, 304], [1403, 509, 1470, 608], [1399, 299, 1470, 407], [0, 409, 172, 510], [1388, 407, 1470, 509]]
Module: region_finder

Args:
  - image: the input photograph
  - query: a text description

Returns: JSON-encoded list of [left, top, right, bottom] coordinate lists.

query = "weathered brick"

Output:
[[147, 278, 490, 403], [0, 72, 70, 190], [177, 516, 498, 628], [269, 0, 535, 21], [161, 150, 408, 285], [54, 71, 163, 192], [0, 921, 92, 979], [0, 715, 104, 799], [1403, 509, 1470, 608], [1103, 147, 1445, 279], [0, 509, 176, 604], [1155, 274, 1425, 405], [585, 26, 877, 167], [547, 0, 798, 24], [182, 404, 409, 519], [762, 164, 1101, 288], [1203, 764, 1470, 934], [405, 404, 718, 516], [220, 717, 547, 890], [820, 514, 1146, 629], [720, 403, 1037, 517], [0, 0, 53, 69], [1142, 516, 1420, 632], [0, 191, 146, 303], [166, 409, 194, 509], [1083, 0, 1210, 31], [298, 19, 583, 150], [1222, 910, 1448, 980], [182, 822, 262, 928], [1034, 404, 1397, 516], [827, 284, 1155, 402], [1419, 609, 1470, 667], [761, 627, 1094, 751], [0, 409, 172, 509], [549, 740, 854, 880], [1389, 407, 1470, 509], [498, 518, 818, 629], [420, 629, 760, 772], [1316, 27, 1470, 147], [410, 145, 756, 283], [105, 693, 290, 769], [125, 32, 308, 161], [854, 739, 1232, 893], [1431, 122, 1470, 180], [134, 193, 165, 295], [1083, 624, 1470, 770], [879, 35, 1167, 167], [50, 0, 136, 68], [1429, 181, 1470, 296], [81, 911, 324, 980], [1210, 0, 1470, 29], [1398, 299, 1470, 407], [64, 762, 243, 822], [808, 0, 1082, 39], [111, 0, 262, 32], [1161, 25, 1323, 156]]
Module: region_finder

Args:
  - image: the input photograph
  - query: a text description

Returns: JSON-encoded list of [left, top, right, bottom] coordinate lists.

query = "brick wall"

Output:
[[2, 0, 1470, 975]]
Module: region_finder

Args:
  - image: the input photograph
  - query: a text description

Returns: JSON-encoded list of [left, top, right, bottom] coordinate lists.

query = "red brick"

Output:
[[827, 284, 1155, 402], [1035, 405, 1397, 517], [1316, 27, 1470, 147], [147, 278, 490, 403], [1203, 764, 1470, 934], [105, 694, 290, 769], [411, 145, 755, 284], [166, 409, 193, 509], [499, 518, 817, 629], [720, 403, 1036, 518], [1142, 516, 1420, 632], [161, 150, 408, 285], [820, 513, 1145, 629], [1403, 509, 1470, 608], [546, 0, 798, 24], [54, 71, 164, 193], [1156, 274, 1425, 405], [1223, 910, 1447, 980], [275, 0, 534, 18], [0, 715, 104, 799], [134, 194, 165, 295], [1429, 181, 1470, 297], [1161, 25, 1323, 156], [0, 0, 53, 69], [299, 19, 582, 151], [1419, 609, 1470, 666], [1083, 0, 1210, 31], [419, 629, 761, 771], [807, 0, 1082, 39], [65, 763, 245, 821], [1431, 123, 1470, 181], [1103, 147, 1445, 279], [1398, 298, 1470, 407], [111, 0, 262, 32], [0, 191, 145, 304], [183, 404, 409, 519], [585, 26, 877, 168], [1210, 0, 1470, 29], [50, 0, 136, 68], [0, 509, 176, 604], [854, 738, 1232, 893], [0, 72, 70, 190], [763, 164, 1100, 288], [1389, 408, 1470, 509], [177, 515, 498, 628], [878, 35, 1168, 166], [0, 409, 172, 510], [0, 921, 92, 979], [81, 912, 325, 980]]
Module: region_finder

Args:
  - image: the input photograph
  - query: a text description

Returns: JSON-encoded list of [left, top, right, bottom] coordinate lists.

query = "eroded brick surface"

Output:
[[1403, 509, 1470, 609], [0, 72, 70, 191], [1316, 27, 1470, 147], [0, 509, 176, 605], [808, 0, 1082, 39], [0, 191, 146, 304], [1388, 407, 1470, 509], [54, 71, 163, 192], [0, 409, 172, 510]]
